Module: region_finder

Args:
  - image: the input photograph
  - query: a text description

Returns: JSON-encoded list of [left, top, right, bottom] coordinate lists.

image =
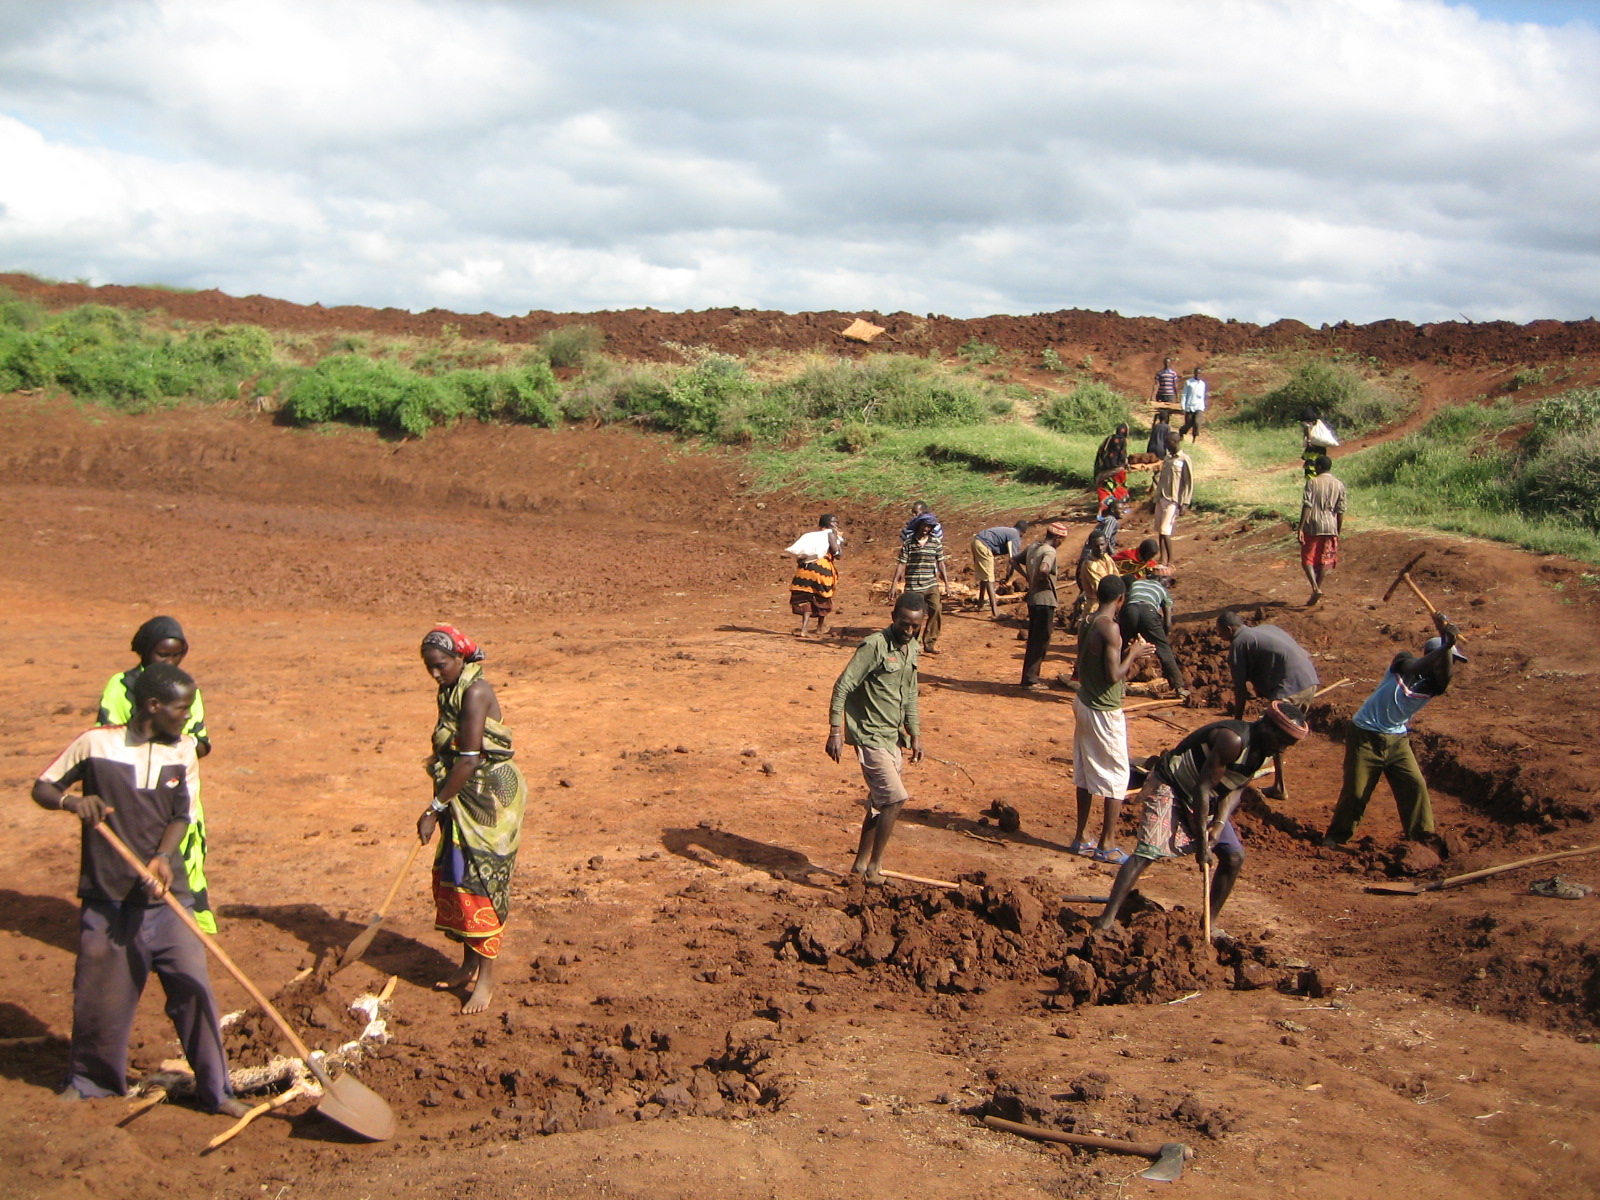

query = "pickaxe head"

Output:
[[1382, 552, 1428, 603], [1141, 1142, 1193, 1182]]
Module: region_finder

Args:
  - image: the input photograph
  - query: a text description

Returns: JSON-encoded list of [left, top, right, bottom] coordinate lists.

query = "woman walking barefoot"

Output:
[[416, 625, 527, 1015]]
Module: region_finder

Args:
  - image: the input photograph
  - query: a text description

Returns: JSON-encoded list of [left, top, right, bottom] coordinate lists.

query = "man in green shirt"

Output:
[[826, 593, 928, 883]]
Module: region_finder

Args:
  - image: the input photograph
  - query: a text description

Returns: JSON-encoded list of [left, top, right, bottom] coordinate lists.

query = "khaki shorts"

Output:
[[1155, 497, 1180, 536], [856, 745, 910, 811], [970, 538, 997, 584]]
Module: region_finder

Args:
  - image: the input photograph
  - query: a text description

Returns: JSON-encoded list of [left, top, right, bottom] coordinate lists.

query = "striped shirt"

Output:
[[897, 535, 946, 592], [1126, 578, 1172, 617], [1155, 368, 1180, 400]]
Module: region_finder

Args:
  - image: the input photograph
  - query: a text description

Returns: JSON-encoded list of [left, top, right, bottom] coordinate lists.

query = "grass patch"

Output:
[[1233, 357, 1412, 436]]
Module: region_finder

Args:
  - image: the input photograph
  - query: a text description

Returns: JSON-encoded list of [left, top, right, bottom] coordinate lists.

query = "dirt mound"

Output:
[[9, 272, 1600, 370], [356, 1015, 792, 1142]]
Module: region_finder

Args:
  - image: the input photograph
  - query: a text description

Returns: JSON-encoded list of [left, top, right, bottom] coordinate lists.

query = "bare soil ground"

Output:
[[1, 284, 1599, 1200]]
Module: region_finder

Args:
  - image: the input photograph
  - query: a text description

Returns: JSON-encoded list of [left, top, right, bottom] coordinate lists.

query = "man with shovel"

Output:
[[1094, 702, 1310, 938], [1322, 612, 1464, 848], [32, 662, 248, 1116]]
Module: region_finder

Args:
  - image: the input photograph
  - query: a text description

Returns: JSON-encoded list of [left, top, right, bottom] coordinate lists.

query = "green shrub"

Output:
[[1526, 387, 1600, 450], [443, 362, 560, 427], [958, 339, 1001, 366], [1036, 380, 1132, 434], [1519, 432, 1600, 531], [1237, 359, 1409, 434], [1040, 348, 1067, 373], [282, 355, 462, 436], [765, 355, 993, 431], [1508, 365, 1547, 391], [540, 324, 604, 368]]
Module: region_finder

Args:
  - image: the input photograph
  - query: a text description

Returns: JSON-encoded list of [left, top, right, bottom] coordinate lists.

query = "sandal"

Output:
[[1068, 840, 1096, 858], [1091, 846, 1130, 865], [1530, 875, 1592, 900]]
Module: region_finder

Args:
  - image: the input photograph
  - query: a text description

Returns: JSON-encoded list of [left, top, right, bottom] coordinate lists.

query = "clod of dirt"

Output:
[[1392, 842, 1444, 876], [1053, 911, 1240, 1007], [984, 800, 1022, 833]]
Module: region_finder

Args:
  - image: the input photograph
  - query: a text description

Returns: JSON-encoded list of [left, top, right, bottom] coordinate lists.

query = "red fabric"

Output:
[[427, 624, 479, 660], [1300, 534, 1338, 571], [432, 869, 505, 959]]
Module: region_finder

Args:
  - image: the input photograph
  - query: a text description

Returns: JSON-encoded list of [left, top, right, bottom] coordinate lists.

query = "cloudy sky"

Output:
[[1, 0, 1597, 324]]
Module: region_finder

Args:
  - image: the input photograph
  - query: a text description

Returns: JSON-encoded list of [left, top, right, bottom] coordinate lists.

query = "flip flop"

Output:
[[1068, 840, 1096, 857], [1091, 847, 1130, 865]]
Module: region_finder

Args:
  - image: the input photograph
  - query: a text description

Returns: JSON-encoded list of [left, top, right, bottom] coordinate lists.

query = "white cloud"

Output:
[[1, 0, 1598, 322]]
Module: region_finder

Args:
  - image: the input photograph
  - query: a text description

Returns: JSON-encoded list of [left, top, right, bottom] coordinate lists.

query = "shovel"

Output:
[[983, 1116, 1193, 1180], [335, 838, 424, 972], [1364, 843, 1600, 895], [96, 825, 397, 1142]]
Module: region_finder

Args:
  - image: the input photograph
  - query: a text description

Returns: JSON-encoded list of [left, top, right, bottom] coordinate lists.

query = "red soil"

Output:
[[1, 282, 1598, 1200]]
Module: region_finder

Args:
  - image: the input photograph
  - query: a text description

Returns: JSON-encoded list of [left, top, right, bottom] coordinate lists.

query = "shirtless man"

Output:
[[1070, 575, 1153, 863], [1095, 703, 1310, 937]]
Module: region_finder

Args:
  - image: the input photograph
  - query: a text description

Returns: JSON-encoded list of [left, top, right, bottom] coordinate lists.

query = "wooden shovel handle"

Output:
[[372, 838, 425, 920], [1402, 574, 1438, 615], [1428, 843, 1600, 891], [94, 825, 319, 1067], [983, 1115, 1170, 1158]]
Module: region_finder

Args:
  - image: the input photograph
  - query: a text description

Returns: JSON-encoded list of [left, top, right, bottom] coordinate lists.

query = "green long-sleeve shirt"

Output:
[[829, 628, 920, 749]]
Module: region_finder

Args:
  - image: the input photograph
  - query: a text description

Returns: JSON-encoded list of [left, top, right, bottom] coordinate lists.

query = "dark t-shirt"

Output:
[[39, 726, 196, 904], [1228, 625, 1319, 700]]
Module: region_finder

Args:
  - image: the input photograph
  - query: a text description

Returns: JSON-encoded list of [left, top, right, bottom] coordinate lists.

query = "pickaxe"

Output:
[[983, 1116, 1194, 1181], [1382, 552, 1463, 643]]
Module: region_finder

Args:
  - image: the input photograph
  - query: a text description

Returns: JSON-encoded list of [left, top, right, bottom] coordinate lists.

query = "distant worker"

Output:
[[1179, 366, 1207, 442], [1146, 409, 1174, 457], [1152, 357, 1180, 408], [1217, 612, 1319, 799], [1114, 536, 1164, 581], [892, 512, 949, 654], [827, 592, 928, 883], [1118, 572, 1189, 701], [1020, 522, 1069, 688], [1322, 613, 1465, 849], [1298, 454, 1346, 607], [1071, 574, 1154, 863], [1153, 432, 1194, 566], [787, 514, 845, 639], [969, 520, 1030, 618], [1094, 423, 1130, 478], [1096, 702, 1311, 936], [900, 500, 943, 545]]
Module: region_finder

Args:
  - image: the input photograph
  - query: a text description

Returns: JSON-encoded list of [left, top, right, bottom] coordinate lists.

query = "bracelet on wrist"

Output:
[[428, 798, 448, 815]]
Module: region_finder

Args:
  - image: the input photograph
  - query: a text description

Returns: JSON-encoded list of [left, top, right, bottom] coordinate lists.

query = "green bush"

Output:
[[539, 324, 604, 368], [282, 355, 463, 436], [1035, 380, 1132, 434], [1526, 387, 1600, 450], [443, 362, 560, 427], [1520, 432, 1600, 531], [1508, 366, 1547, 391], [763, 355, 992, 432], [1238, 359, 1409, 435], [958, 339, 1001, 366]]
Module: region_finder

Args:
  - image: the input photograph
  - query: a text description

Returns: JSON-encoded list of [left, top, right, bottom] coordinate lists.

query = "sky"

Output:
[[1, 0, 1597, 325]]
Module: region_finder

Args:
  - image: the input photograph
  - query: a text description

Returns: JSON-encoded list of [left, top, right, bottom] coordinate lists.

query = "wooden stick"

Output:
[[204, 1083, 310, 1152], [880, 868, 961, 889], [377, 975, 398, 1003], [1123, 698, 1184, 714], [1313, 678, 1350, 697], [982, 1115, 1179, 1160], [1430, 844, 1599, 891], [124, 1086, 168, 1117], [1201, 855, 1213, 944]]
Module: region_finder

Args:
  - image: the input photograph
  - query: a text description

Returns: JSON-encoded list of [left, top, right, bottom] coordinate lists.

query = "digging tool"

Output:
[[1313, 678, 1350, 698], [1364, 843, 1600, 895], [1201, 852, 1213, 944], [881, 868, 960, 889], [205, 1081, 312, 1152], [94, 825, 397, 1142], [1123, 698, 1184, 715], [1381, 553, 1463, 643], [336, 837, 425, 972], [982, 1116, 1193, 1181]]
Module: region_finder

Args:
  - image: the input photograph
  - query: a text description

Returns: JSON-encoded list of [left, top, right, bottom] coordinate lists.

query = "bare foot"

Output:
[[214, 1097, 253, 1118], [461, 979, 494, 1015], [433, 964, 477, 992], [859, 866, 887, 885]]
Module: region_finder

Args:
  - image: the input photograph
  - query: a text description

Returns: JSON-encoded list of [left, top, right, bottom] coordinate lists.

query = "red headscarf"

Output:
[[420, 624, 484, 663]]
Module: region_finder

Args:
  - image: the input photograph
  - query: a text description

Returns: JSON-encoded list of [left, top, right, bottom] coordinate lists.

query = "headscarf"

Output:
[[1264, 701, 1310, 740], [901, 511, 942, 543], [1046, 521, 1070, 537], [421, 624, 485, 663], [131, 616, 187, 662]]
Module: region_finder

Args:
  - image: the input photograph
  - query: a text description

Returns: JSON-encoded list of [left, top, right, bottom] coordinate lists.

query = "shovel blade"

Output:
[[335, 919, 384, 973], [315, 1071, 396, 1142], [1363, 882, 1426, 895], [1140, 1143, 1189, 1182]]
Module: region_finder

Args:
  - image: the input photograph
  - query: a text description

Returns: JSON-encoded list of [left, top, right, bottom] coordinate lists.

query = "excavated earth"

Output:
[[1, 281, 1598, 1200]]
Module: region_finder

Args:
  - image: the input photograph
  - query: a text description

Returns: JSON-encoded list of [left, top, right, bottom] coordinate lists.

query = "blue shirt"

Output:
[[1352, 670, 1434, 736], [975, 526, 1023, 559]]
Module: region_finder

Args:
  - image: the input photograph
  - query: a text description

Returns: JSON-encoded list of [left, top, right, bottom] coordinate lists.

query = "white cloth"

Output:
[[1155, 496, 1180, 536], [1306, 419, 1340, 448], [1180, 379, 1207, 412], [1072, 697, 1130, 796], [786, 530, 833, 559]]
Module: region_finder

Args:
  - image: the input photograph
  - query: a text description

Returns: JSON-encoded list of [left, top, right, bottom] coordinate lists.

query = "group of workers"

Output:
[[33, 614, 526, 1114], [821, 372, 1462, 942]]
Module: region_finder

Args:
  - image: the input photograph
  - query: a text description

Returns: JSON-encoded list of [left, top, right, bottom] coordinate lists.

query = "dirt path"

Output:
[[1, 400, 1598, 1200]]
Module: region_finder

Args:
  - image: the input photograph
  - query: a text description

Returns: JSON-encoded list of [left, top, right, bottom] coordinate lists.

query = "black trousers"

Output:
[[1022, 603, 1055, 685], [1117, 601, 1187, 692], [1179, 410, 1201, 439]]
